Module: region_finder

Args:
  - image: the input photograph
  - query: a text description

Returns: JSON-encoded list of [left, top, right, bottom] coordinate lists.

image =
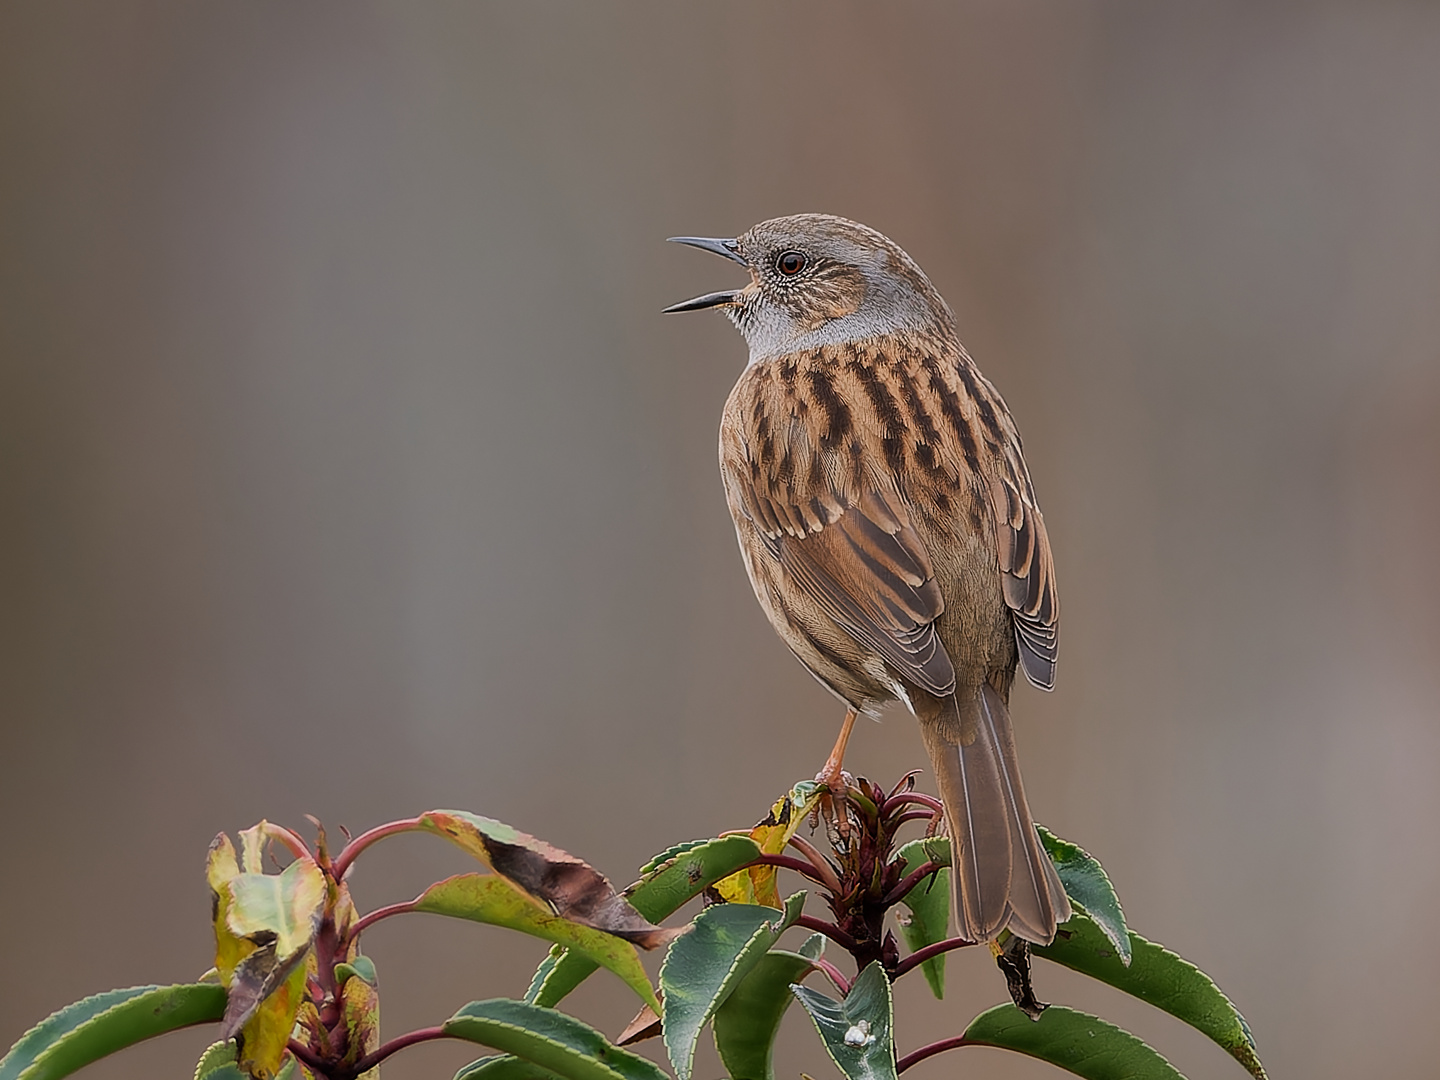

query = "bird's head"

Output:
[[665, 213, 955, 362]]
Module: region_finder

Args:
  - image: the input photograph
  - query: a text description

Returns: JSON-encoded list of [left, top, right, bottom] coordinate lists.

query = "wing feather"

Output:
[[731, 459, 957, 697], [992, 444, 1059, 690]]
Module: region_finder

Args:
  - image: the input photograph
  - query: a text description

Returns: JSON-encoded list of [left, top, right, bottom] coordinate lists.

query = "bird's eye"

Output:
[[776, 250, 807, 276]]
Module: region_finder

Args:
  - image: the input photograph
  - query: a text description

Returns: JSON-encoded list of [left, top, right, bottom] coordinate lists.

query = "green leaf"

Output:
[[444, 1000, 668, 1080], [191, 1038, 281, 1080], [1034, 914, 1266, 1079], [529, 835, 762, 1010], [712, 947, 818, 1080], [416, 873, 661, 1013], [0, 984, 226, 1080], [790, 961, 896, 1080], [1037, 826, 1131, 964], [963, 1003, 1186, 1079], [626, 836, 765, 921], [193, 1042, 244, 1080], [637, 839, 712, 877], [892, 838, 951, 999], [335, 955, 378, 987], [660, 896, 805, 1080], [525, 949, 566, 1005], [454, 1054, 567, 1080]]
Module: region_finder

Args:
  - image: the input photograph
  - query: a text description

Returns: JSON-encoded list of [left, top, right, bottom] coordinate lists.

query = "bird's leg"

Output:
[[815, 708, 858, 843], [818, 708, 858, 792]]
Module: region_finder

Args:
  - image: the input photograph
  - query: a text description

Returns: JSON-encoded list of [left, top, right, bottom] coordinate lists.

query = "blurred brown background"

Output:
[[2, 3, 1438, 1078]]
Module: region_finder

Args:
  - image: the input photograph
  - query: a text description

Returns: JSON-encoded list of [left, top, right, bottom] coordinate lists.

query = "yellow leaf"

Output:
[[235, 950, 310, 1080], [714, 781, 823, 908], [339, 961, 381, 1079], [226, 859, 327, 958], [208, 834, 241, 890], [209, 826, 328, 1080], [238, 822, 269, 873], [207, 835, 256, 987]]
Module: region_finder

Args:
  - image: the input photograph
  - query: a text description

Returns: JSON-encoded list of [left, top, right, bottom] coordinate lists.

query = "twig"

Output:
[[888, 770, 924, 798], [347, 1026, 452, 1075], [896, 1035, 976, 1073], [257, 823, 311, 861], [889, 809, 942, 830], [890, 936, 977, 980], [286, 1040, 328, 1074], [794, 914, 860, 953], [331, 817, 425, 879], [884, 792, 944, 814], [750, 852, 833, 888], [881, 860, 943, 907], [346, 899, 419, 942], [786, 834, 846, 893]]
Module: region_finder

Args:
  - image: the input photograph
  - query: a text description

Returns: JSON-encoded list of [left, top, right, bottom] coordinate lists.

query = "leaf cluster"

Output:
[[0, 776, 1265, 1080]]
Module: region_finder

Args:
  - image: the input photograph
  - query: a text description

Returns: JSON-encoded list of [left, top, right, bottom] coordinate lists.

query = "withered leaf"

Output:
[[419, 811, 674, 949], [616, 1003, 662, 1046], [994, 936, 1048, 1022], [218, 941, 310, 1041]]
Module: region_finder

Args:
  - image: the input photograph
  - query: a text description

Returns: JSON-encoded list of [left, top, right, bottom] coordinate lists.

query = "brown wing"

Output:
[[992, 440, 1058, 690], [729, 467, 957, 698]]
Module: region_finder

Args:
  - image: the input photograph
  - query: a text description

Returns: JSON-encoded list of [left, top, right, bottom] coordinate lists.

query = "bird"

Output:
[[664, 214, 1071, 945]]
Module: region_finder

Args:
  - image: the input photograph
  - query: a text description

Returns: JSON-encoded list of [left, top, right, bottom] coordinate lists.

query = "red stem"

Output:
[[896, 1035, 976, 1073], [884, 792, 944, 813], [881, 861, 943, 907], [888, 770, 924, 798], [751, 852, 832, 886], [786, 835, 845, 894], [812, 957, 851, 995], [890, 935, 977, 979], [346, 899, 418, 942], [348, 1026, 452, 1075], [266, 824, 312, 861], [286, 1040, 328, 1074], [890, 809, 942, 829], [331, 817, 425, 879], [795, 914, 860, 953]]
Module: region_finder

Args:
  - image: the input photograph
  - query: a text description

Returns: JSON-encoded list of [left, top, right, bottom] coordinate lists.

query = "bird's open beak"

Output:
[[663, 236, 747, 313]]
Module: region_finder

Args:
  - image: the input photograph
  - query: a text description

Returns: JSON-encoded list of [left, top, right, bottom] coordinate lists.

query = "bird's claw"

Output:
[[813, 767, 858, 847]]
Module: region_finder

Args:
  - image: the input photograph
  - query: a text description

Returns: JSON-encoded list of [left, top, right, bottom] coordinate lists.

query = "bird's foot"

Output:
[[813, 764, 858, 847]]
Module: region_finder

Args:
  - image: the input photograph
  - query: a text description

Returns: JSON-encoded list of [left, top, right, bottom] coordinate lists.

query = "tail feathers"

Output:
[[919, 683, 1071, 944]]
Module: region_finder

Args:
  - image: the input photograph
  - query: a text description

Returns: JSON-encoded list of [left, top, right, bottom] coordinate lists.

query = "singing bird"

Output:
[[665, 214, 1070, 944]]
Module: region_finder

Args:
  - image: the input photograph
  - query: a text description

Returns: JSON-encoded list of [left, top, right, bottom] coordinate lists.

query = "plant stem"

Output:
[[890, 935, 976, 980], [812, 957, 852, 995], [884, 792, 944, 814], [286, 1040, 328, 1075], [331, 817, 425, 879], [881, 861, 943, 907], [896, 1035, 976, 1073], [750, 852, 833, 888], [888, 770, 925, 797], [347, 1026, 452, 1076], [265, 824, 313, 860], [788, 835, 848, 894], [346, 899, 418, 942], [795, 914, 860, 953], [889, 809, 942, 830]]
